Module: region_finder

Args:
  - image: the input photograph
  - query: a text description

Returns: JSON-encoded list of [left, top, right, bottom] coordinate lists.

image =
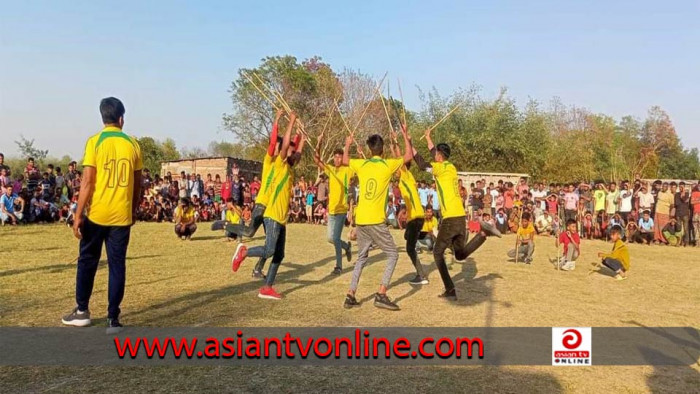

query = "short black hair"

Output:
[[521, 212, 531, 221], [100, 97, 125, 124], [566, 219, 577, 226], [670, 181, 677, 187], [47, 164, 54, 169], [28, 157, 34, 162], [225, 198, 234, 204], [643, 209, 651, 215], [436, 143, 451, 159], [333, 148, 344, 156], [610, 225, 623, 236], [366, 134, 384, 156]]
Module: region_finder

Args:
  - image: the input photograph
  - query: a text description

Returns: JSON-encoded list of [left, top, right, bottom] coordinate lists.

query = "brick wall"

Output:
[[161, 157, 262, 182]]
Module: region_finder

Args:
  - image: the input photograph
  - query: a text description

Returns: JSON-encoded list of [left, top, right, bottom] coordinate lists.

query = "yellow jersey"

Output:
[[349, 157, 403, 225], [255, 153, 276, 206], [517, 223, 536, 241], [324, 165, 353, 215], [175, 205, 195, 224], [431, 161, 464, 219], [398, 167, 424, 221], [421, 216, 438, 233], [82, 126, 143, 226], [264, 156, 293, 225], [225, 208, 241, 224]]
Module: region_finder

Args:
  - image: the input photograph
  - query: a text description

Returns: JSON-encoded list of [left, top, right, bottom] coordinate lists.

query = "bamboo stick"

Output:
[[419, 103, 463, 140], [397, 78, 407, 126]]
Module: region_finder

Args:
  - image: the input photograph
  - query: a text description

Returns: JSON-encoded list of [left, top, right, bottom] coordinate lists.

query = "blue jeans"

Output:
[[247, 218, 286, 286], [76, 218, 131, 319], [327, 213, 349, 269]]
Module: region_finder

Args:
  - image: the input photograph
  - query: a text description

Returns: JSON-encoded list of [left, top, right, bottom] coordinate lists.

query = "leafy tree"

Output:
[[14, 135, 48, 161]]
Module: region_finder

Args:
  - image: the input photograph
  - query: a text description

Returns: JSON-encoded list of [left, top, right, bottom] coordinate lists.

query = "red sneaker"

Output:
[[258, 286, 282, 300], [231, 244, 248, 272]]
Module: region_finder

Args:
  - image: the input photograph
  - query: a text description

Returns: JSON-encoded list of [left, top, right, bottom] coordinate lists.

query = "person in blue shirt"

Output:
[[1, 185, 25, 225], [632, 210, 654, 244], [418, 182, 430, 209], [430, 183, 441, 221]]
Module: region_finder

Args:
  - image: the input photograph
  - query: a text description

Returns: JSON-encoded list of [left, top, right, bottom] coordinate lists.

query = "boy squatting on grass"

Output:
[[508, 212, 535, 264], [554, 218, 580, 271], [596, 225, 630, 280]]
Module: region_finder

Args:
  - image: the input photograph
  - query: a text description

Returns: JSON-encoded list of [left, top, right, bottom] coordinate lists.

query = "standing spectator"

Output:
[[489, 183, 500, 216], [691, 184, 700, 247], [65, 161, 78, 198], [531, 183, 547, 218], [0, 153, 10, 176], [593, 183, 607, 214], [142, 168, 152, 190], [516, 177, 529, 200], [430, 182, 441, 221], [213, 174, 223, 203], [305, 188, 315, 222], [563, 184, 579, 223], [0, 167, 10, 189], [221, 174, 231, 202], [503, 183, 515, 217], [605, 182, 620, 219], [231, 175, 242, 206], [654, 182, 674, 244], [24, 157, 40, 192], [298, 175, 307, 194], [637, 184, 654, 214], [61, 97, 143, 334], [418, 182, 430, 209], [231, 162, 240, 178], [619, 183, 633, 224], [55, 166, 65, 198], [674, 182, 691, 246], [316, 174, 329, 208]]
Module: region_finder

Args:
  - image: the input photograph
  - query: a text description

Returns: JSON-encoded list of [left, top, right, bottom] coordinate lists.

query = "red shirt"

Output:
[[558, 231, 580, 255], [504, 190, 514, 209], [546, 199, 558, 214], [221, 181, 231, 200], [691, 191, 700, 214], [468, 219, 481, 233], [250, 181, 261, 196]]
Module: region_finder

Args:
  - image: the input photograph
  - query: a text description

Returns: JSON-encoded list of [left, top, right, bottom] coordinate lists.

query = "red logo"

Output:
[[562, 329, 582, 349]]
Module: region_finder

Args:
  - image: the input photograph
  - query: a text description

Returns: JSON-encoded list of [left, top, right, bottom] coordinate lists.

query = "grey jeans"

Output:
[[350, 224, 398, 292], [508, 242, 535, 260]]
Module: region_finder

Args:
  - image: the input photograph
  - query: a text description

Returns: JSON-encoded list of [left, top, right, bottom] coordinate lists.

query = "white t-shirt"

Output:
[[531, 189, 548, 210], [638, 192, 654, 210], [619, 190, 633, 212], [490, 189, 499, 208]]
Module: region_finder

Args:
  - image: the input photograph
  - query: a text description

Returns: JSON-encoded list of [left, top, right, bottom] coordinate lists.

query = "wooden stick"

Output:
[[242, 72, 281, 112], [351, 72, 387, 131], [335, 102, 366, 159], [397, 78, 407, 126], [419, 102, 463, 140], [379, 89, 395, 140]]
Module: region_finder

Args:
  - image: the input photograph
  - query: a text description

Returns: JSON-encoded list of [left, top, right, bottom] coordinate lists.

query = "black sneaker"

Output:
[[438, 288, 457, 300], [106, 318, 123, 335], [373, 293, 400, 311], [409, 275, 429, 285], [252, 270, 266, 279], [345, 242, 352, 262], [61, 307, 91, 327], [331, 267, 343, 275], [343, 294, 360, 309]]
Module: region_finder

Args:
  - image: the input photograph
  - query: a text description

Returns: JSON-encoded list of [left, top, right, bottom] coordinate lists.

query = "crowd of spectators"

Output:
[[3, 152, 700, 249]]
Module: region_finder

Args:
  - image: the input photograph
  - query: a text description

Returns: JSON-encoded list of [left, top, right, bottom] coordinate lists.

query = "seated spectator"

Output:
[[174, 198, 197, 240], [508, 206, 521, 233], [662, 217, 683, 247], [385, 203, 398, 229], [289, 201, 303, 223], [417, 207, 438, 252], [242, 204, 252, 225], [495, 208, 508, 234], [625, 221, 638, 242], [397, 206, 407, 229], [632, 210, 654, 245], [535, 210, 554, 235], [1, 185, 25, 225], [608, 213, 625, 240], [223, 198, 242, 241]]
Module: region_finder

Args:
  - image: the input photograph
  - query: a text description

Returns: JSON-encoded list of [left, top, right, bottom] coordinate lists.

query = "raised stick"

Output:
[[379, 89, 395, 142], [397, 78, 407, 126], [419, 103, 463, 140], [242, 72, 281, 112], [351, 72, 387, 131], [335, 102, 366, 159]]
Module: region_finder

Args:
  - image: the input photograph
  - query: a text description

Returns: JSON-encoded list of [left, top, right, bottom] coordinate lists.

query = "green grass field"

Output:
[[1, 222, 698, 393]]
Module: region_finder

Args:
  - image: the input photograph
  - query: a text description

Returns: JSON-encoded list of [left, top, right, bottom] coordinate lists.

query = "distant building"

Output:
[[457, 171, 529, 187], [160, 157, 262, 181]]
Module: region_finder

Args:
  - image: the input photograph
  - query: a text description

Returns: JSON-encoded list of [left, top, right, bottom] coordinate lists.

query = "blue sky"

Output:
[[1, 0, 699, 158]]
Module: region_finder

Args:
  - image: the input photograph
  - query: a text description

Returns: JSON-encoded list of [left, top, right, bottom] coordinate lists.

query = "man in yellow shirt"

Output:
[[231, 114, 304, 300], [508, 212, 536, 263], [412, 128, 499, 300], [174, 197, 197, 240], [313, 145, 353, 275], [388, 126, 428, 285], [222, 198, 242, 241], [341, 128, 414, 311], [61, 97, 142, 334], [417, 206, 438, 252], [226, 110, 283, 241]]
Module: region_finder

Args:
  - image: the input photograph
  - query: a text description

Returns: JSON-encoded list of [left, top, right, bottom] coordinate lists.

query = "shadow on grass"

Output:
[[0, 260, 106, 278], [0, 365, 565, 393]]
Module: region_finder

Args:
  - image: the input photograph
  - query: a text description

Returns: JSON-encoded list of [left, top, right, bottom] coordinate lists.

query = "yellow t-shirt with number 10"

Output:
[[82, 126, 143, 226], [349, 157, 403, 226], [431, 161, 464, 219]]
